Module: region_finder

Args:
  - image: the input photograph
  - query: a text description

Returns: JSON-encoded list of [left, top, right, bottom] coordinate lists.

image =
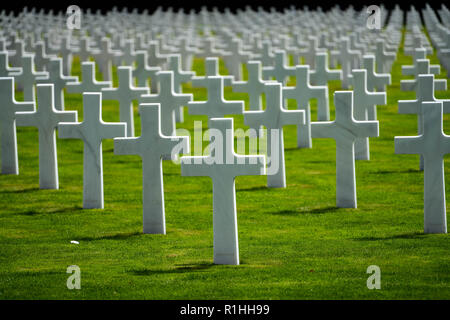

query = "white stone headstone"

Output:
[[141, 71, 192, 136], [191, 57, 234, 88], [101, 66, 149, 137], [167, 54, 195, 123], [9, 55, 48, 101], [0, 52, 21, 77], [15, 84, 77, 189], [309, 52, 342, 86], [398, 74, 450, 171], [188, 76, 243, 121], [395, 101, 448, 234], [362, 55, 391, 92], [262, 50, 295, 85], [351, 69, 386, 160], [283, 65, 328, 148], [311, 91, 379, 208], [114, 103, 189, 234], [244, 82, 305, 188], [132, 50, 160, 93], [93, 37, 121, 81], [375, 39, 396, 74], [401, 59, 447, 92], [36, 57, 78, 111], [0, 77, 34, 175], [232, 60, 275, 111], [181, 118, 266, 265], [58, 92, 127, 209], [66, 61, 112, 94]]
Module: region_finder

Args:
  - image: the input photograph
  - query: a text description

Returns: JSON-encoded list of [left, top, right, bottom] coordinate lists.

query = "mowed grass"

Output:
[[0, 28, 449, 300]]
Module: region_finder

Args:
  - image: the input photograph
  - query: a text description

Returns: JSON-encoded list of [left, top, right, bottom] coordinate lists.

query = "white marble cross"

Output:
[[0, 77, 34, 175], [180, 118, 266, 265], [188, 76, 243, 120], [9, 40, 27, 68], [231, 60, 275, 112], [167, 54, 195, 123], [168, 54, 195, 93], [395, 101, 448, 234], [9, 55, 48, 101], [36, 57, 78, 111], [0, 52, 21, 77], [197, 37, 229, 59], [260, 40, 275, 67], [223, 38, 256, 80], [244, 82, 305, 188], [375, 39, 396, 74], [191, 57, 234, 88], [262, 50, 295, 85], [58, 92, 127, 209], [59, 36, 75, 76], [93, 37, 121, 81], [398, 74, 450, 171], [309, 52, 342, 86], [147, 40, 168, 69], [362, 55, 391, 92], [101, 66, 149, 137], [33, 41, 55, 72], [283, 65, 328, 148], [300, 36, 325, 67], [311, 91, 379, 208], [114, 103, 189, 234], [351, 69, 386, 160], [402, 48, 440, 76], [332, 37, 361, 89], [141, 71, 192, 136], [120, 39, 137, 66], [15, 84, 77, 189], [66, 61, 112, 94], [132, 50, 160, 93], [177, 37, 201, 71], [78, 37, 98, 62], [401, 59, 447, 92]]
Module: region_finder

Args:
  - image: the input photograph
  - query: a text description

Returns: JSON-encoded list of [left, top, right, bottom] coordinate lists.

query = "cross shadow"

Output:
[[308, 160, 334, 164], [354, 231, 426, 241], [14, 206, 82, 216], [77, 231, 142, 241], [237, 186, 268, 192], [268, 206, 339, 215], [285, 147, 301, 151], [129, 262, 215, 276], [1, 187, 40, 194], [371, 169, 420, 174]]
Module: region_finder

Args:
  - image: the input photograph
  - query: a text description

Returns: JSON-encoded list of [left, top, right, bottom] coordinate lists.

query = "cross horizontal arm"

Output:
[[15, 111, 37, 126], [395, 136, 423, 155], [180, 156, 213, 177], [100, 122, 127, 140], [114, 137, 141, 156], [57, 122, 83, 139], [398, 100, 420, 114]]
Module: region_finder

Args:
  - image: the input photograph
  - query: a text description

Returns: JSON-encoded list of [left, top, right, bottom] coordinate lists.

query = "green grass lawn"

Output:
[[1, 28, 449, 300]]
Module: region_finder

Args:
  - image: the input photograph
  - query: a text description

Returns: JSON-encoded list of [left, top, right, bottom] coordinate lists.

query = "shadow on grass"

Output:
[[371, 169, 420, 174], [354, 231, 427, 241], [1, 187, 40, 194], [77, 231, 142, 241], [268, 206, 339, 215], [15, 206, 83, 216], [129, 262, 215, 275], [237, 186, 268, 192], [307, 160, 334, 164]]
